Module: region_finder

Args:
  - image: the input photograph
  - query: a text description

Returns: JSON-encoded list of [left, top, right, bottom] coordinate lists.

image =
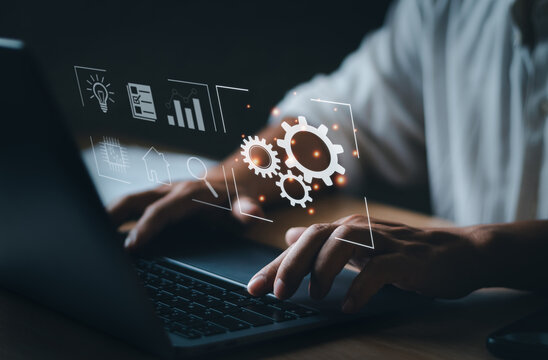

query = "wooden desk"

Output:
[[0, 198, 544, 359]]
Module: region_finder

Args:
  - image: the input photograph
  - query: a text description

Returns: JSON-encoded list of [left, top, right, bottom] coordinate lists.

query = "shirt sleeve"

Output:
[[270, 0, 429, 191]]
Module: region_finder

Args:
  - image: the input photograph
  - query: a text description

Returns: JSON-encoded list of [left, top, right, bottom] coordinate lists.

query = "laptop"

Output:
[[0, 39, 427, 358]]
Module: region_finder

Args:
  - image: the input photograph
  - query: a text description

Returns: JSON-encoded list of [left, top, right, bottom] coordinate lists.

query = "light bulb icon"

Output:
[[93, 82, 109, 113], [86, 74, 114, 113]]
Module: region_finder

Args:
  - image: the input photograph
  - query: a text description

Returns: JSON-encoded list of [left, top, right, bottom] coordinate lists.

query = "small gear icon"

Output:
[[240, 135, 281, 178], [277, 116, 345, 186], [276, 170, 313, 208]]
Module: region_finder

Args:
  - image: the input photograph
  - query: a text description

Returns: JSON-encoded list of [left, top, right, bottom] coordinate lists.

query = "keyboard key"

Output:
[[288, 306, 319, 318], [196, 323, 226, 337], [259, 296, 281, 305], [193, 295, 222, 308], [171, 309, 190, 323], [172, 325, 201, 340], [215, 301, 238, 314], [272, 301, 299, 311], [225, 293, 254, 307], [232, 310, 274, 327], [211, 316, 251, 332], [199, 308, 224, 320], [244, 304, 297, 322]]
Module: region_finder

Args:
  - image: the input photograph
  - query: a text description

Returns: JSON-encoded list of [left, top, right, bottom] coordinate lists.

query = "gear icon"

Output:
[[277, 116, 345, 186], [240, 135, 281, 178], [276, 170, 313, 208]]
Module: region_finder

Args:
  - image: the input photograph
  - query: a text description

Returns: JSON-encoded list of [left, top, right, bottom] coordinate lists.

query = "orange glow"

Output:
[[287, 177, 294, 183], [241, 134, 245, 138], [313, 150, 320, 158], [332, 124, 339, 130], [271, 107, 280, 116], [291, 139, 296, 145], [259, 195, 265, 202], [246, 104, 251, 109], [313, 184, 320, 190], [336, 175, 347, 186], [235, 158, 239, 162], [273, 137, 277, 141], [308, 208, 315, 215], [252, 158, 260, 165], [352, 150, 358, 157]]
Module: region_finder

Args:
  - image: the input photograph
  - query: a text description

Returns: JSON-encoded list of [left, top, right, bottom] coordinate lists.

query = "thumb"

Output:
[[232, 196, 265, 224]]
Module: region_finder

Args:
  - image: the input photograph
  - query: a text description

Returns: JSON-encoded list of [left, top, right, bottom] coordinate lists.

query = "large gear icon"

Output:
[[277, 115, 345, 186], [276, 170, 313, 208], [240, 135, 281, 178]]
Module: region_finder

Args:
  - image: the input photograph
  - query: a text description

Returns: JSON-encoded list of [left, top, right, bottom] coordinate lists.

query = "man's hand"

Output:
[[247, 214, 489, 313], [108, 179, 264, 250]]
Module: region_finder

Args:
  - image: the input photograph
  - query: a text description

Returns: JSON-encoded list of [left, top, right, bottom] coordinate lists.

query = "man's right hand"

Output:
[[108, 179, 264, 250]]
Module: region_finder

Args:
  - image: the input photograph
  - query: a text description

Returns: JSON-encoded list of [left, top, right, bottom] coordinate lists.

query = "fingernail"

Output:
[[342, 297, 355, 313], [274, 278, 286, 299], [247, 274, 266, 294], [124, 231, 136, 248]]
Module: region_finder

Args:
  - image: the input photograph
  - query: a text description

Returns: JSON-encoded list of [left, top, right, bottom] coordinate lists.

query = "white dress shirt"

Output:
[[272, 0, 548, 226]]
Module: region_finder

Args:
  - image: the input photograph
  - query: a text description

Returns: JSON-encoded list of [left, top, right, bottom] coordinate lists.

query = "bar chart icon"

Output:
[[165, 88, 206, 131]]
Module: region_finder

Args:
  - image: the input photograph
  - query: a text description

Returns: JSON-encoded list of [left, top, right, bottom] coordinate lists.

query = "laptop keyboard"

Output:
[[135, 258, 319, 340]]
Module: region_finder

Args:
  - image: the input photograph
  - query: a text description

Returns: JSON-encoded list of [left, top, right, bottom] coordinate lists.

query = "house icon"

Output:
[[142, 146, 172, 185]]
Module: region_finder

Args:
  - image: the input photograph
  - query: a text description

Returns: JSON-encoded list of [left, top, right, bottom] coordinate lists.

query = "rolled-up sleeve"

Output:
[[271, 0, 429, 191]]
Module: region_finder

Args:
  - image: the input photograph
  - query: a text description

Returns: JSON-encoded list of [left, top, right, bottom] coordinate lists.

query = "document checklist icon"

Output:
[[126, 83, 157, 121]]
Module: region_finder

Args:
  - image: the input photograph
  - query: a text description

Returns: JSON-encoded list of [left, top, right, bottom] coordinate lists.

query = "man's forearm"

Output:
[[475, 220, 548, 291]]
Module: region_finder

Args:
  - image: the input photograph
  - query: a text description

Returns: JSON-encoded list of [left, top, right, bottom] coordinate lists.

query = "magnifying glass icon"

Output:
[[186, 157, 219, 198]]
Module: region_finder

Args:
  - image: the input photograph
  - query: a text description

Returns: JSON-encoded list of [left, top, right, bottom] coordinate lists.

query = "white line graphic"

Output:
[[167, 79, 217, 132], [74, 66, 107, 107], [231, 168, 273, 223], [335, 196, 374, 249], [215, 85, 249, 134], [191, 165, 232, 211], [89, 136, 131, 184], [310, 98, 360, 159]]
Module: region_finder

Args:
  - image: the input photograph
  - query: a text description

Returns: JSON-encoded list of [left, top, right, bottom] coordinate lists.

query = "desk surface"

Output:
[[0, 197, 544, 359]]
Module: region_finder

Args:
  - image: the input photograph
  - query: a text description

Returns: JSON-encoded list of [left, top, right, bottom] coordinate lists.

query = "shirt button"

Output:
[[540, 99, 548, 117]]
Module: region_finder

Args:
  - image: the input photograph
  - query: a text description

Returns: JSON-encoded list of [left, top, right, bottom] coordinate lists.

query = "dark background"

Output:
[[0, 0, 431, 212], [0, 0, 392, 156]]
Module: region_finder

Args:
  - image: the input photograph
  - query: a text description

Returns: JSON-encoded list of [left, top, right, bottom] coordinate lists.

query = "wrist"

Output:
[[467, 224, 502, 289]]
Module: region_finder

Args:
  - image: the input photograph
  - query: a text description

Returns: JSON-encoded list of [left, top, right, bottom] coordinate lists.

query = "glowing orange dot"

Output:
[[308, 208, 315, 215], [273, 137, 277, 141], [241, 134, 245, 138], [333, 107, 338, 112], [352, 150, 358, 157], [288, 178, 294, 182], [336, 175, 346, 186], [332, 124, 339, 130], [313, 184, 320, 190], [291, 139, 296, 145], [235, 158, 239, 162], [252, 158, 260, 165], [259, 195, 265, 202], [313, 151, 320, 158], [271, 107, 280, 116], [246, 104, 251, 109]]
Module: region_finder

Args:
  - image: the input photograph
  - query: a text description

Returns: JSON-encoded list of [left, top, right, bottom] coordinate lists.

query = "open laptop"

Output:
[[0, 39, 427, 358]]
